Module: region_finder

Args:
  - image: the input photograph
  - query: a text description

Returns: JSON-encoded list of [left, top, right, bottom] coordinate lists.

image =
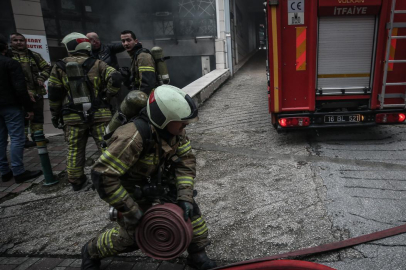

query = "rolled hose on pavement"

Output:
[[136, 203, 193, 260]]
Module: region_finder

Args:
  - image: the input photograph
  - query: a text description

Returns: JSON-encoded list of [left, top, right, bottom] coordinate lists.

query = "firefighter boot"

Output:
[[24, 138, 36, 148], [187, 249, 217, 270], [81, 243, 100, 270], [72, 175, 87, 191]]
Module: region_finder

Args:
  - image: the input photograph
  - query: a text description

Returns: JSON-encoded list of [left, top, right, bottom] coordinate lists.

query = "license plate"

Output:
[[324, 114, 361, 123]]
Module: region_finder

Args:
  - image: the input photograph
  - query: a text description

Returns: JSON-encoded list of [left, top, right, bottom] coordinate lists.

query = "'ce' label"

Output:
[[288, 0, 305, 13]]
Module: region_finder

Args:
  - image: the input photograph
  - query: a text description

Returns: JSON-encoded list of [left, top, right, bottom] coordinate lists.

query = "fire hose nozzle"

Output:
[[108, 206, 122, 221]]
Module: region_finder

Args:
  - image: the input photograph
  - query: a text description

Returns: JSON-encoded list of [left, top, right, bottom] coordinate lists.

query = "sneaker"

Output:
[[24, 140, 36, 148], [81, 243, 100, 270], [1, 171, 13, 182], [187, 250, 217, 270], [72, 175, 87, 191], [14, 170, 43, 184]]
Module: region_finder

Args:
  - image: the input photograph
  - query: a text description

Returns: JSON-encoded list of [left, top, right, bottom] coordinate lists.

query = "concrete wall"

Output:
[[11, 0, 46, 36]]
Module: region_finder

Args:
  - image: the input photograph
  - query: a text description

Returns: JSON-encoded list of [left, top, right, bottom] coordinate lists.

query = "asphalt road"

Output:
[[1, 50, 406, 270], [187, 50, 406, 269]]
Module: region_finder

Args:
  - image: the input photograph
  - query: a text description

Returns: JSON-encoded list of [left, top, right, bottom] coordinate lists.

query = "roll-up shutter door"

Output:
[[317, 16, 376, 95]]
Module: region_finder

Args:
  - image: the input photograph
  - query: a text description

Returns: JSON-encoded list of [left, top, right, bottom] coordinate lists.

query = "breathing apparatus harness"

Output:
[[117, 109, 183, 203], [127, 47, 170, 90], [55, 57, 110, 124]]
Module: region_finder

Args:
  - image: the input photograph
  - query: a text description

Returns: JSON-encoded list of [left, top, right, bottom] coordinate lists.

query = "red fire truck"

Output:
[[266, 0, 406, 130]]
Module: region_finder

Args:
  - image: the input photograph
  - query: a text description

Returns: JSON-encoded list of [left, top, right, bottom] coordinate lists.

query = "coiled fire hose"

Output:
[[135, 203, 193, 260]]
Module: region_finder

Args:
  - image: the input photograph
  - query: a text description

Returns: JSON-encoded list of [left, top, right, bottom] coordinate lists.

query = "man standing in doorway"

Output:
[[86, 32, 125, 70], [10, 33, 51, 148], [86, 32, 126, 113], [120, 30, 157, 95]]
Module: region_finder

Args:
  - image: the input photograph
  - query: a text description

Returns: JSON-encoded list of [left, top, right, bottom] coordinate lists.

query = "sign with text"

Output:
[[23, 34, 51, 98], [288, 0, 305, 25], [318, 0, 382, 16]]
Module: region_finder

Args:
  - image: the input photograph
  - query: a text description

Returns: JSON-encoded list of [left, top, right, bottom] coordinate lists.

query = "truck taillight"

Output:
[[375, 113, 406, 123], [279, 117, 310, 127]]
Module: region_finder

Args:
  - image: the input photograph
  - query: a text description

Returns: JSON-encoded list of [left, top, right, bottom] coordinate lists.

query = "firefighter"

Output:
[[10, 33, 52, 148], [48, 32, 122, 191], [81, 85, 217, 270], [120, 30, 157, 95]]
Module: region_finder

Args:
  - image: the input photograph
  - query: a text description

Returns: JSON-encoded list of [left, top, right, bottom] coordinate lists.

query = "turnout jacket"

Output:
[[12, 48, 51, 96], [48, 53, 121, 124], [92, 122, 196, 218], [90, 43, 125, 70], [128, 45, 157, 95]]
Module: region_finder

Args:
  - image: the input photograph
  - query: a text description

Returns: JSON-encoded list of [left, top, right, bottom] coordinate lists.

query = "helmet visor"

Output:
[[181, 94, 199, 123]]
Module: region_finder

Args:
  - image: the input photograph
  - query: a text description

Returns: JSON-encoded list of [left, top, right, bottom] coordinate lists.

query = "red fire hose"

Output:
[[219, 260, 335, 270], [135, 203, 193, 260], [216, 223, 406, 269]]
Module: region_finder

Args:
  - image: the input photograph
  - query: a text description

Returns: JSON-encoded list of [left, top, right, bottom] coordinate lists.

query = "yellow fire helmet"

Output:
[[61, 32, 91, 54], [147, 85, 198, 129]]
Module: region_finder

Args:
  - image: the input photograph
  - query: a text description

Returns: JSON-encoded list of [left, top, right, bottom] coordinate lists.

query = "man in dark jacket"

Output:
[[86, 32, 125, 70], [0, 35, 42, 183], [86, 32, 126, 112]]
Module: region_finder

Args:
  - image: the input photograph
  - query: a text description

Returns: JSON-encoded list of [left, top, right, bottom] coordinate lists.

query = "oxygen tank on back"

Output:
[[105, 90, 148, 135], [65, 61, 92, 114], [151, 46, 170, 85]]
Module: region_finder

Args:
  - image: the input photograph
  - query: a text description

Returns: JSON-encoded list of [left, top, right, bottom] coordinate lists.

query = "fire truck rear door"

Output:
[[317, 16, 377, 95]]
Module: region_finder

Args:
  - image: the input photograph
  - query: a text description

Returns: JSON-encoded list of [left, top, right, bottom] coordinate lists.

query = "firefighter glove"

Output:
[[178, 200, 193, 221], [123, 208, 143, 230], [119, 67, 131, 88], [51, 116, 60, 129]]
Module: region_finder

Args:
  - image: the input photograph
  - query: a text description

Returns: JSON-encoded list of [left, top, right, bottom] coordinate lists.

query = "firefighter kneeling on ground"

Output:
[[48, 32, 122, 191], [81, 85, 217, 270]]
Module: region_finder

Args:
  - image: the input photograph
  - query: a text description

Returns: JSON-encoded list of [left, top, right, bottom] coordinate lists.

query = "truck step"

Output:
[[388, 60, 406, 63], [381, 104, 406, 108], [385, 82, 406, 86]]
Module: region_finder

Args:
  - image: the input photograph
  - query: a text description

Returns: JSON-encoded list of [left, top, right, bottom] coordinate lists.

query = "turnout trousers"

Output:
[[87, 200, 210, 259], [64, 122, 106, 185], [24, 97, 44, 139]]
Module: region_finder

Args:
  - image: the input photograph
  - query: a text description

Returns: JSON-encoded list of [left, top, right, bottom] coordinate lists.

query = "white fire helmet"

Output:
[[61, 32, 91, 54], [147, 85, 198, 129]]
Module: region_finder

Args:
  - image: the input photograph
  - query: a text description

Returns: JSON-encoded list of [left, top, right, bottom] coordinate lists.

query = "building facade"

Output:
[[4, 0, 263, 88]]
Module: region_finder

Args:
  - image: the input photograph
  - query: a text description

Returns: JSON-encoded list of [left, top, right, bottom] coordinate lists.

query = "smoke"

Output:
[[67, 0, 263, 87], [82, 0, 218, 88]]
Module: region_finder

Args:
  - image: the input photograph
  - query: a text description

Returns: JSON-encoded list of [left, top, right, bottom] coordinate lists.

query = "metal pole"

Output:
[[215, 0, 221, 39], [34, 131, 58, 186], [224, 0, 233, 76]]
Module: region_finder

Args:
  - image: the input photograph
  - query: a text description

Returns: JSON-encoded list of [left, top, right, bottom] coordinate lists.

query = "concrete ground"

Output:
[[1, 50, 406, 270]]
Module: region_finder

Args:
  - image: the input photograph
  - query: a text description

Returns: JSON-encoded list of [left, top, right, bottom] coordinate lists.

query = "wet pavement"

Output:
[[2, 51, 406, 270]]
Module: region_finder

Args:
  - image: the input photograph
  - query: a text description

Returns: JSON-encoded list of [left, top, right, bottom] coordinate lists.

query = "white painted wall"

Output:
[[215, 0, 227, 69], [11, 0, 46, 36]]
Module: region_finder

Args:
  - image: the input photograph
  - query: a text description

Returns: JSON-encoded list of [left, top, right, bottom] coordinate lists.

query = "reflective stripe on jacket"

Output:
[[12, 48, 51, 95], [92, 122, 196, 216], [48, 54, 121, 124]]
